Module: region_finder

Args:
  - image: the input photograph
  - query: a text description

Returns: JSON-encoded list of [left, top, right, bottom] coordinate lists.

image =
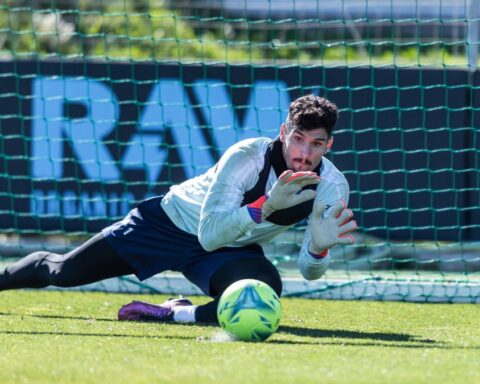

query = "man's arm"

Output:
[[298, 200, 357, 280], [197, 143, 260, 251], [198, 142, 319, 251]]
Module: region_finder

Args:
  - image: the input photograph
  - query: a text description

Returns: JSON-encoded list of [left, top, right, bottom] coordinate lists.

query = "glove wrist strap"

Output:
[[247, 195, 268, 223], [308, 241, 329, 259]]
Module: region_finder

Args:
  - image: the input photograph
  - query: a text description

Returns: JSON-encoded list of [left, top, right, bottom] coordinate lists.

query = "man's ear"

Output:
[[280, 123, 287, 142], [325, 136, 334, 154]]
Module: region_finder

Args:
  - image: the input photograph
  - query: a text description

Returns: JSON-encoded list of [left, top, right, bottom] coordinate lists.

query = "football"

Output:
[[217, 279, 282, 342]]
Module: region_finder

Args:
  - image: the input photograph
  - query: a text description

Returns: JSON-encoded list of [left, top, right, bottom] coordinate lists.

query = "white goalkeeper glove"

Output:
[[308, 200, 357, 255], [262, 170, 320, 219]]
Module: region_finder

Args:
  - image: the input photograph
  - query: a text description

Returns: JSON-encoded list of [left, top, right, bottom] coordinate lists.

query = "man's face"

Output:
[[280, 123, 333, 172]]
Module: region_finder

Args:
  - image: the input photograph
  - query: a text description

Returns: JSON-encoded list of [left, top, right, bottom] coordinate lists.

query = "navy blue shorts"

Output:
[[102, 196, 265, 296]]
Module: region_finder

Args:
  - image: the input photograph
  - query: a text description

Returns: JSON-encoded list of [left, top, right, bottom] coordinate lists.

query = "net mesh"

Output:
[[0, 0, 479, 302]]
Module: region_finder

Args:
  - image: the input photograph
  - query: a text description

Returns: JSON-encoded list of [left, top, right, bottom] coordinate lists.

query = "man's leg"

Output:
[[0, 233, 135, 290], [193, 257, 282, 324], [117, 257, 282, 324]]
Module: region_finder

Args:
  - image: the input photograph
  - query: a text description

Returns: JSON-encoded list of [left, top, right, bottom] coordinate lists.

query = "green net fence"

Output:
[[0, 0, 479, 302]]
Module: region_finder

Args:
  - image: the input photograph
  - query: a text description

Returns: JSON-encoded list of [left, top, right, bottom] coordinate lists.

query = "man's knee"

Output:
[[1, 251, 62, 289], [209, 257, 283, 297], [256, 269, 283, 297], [36, 252, 74, 287]]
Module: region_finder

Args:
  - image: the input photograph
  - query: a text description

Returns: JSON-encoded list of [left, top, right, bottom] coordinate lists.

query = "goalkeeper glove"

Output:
[[247, 170, 320, 223], [264, 170, 320, 216], [308, 200, 357, 256]]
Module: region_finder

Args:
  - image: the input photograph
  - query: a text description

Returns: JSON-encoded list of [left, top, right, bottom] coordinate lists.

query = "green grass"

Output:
[[1, 291, 479, 384]]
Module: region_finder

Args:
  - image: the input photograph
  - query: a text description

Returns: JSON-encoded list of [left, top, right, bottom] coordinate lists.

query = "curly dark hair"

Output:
[[286, 95, 339, 137]]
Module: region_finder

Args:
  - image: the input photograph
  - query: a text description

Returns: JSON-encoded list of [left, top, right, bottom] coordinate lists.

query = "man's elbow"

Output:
[[198, 235, 219, 252], [197, 224, 220, 252], [298, 259, 328, 281], [300, 269, 323, 281]]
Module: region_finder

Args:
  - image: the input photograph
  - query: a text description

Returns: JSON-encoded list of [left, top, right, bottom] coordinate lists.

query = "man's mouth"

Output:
[[293, 158, 312, 166]]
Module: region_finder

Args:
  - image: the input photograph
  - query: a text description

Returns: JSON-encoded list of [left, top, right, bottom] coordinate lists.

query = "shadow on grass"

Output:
[[0, 329, 195, 340], [272, 326, 480, 349], [0, 311, 222, 326], [2, 329, 478, 350], [278, 325, 428, 343], [0, 311, 114, 322], [267, 338, 480, 349], [1, 325, 479, 350], [2, 313, 478, 350]]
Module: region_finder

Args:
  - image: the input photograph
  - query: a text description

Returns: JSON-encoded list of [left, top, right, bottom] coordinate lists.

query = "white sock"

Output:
[[172, 305, 197, 323]]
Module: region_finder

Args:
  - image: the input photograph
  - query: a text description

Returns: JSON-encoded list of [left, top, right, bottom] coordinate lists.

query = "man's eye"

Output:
[[294, 136, 303, 142]]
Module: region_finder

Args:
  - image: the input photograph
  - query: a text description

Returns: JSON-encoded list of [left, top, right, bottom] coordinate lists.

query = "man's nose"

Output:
[[300, 143, 311, 156]]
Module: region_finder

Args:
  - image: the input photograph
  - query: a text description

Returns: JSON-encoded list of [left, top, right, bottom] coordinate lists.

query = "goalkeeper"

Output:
[[0, 95, 356, 324]]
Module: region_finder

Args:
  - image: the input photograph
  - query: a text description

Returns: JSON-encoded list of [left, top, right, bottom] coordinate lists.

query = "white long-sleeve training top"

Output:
[[161, 137, 349, 281]]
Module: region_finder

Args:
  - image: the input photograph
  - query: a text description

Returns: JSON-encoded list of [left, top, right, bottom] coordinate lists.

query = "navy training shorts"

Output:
[[102, 196, 265, 296]]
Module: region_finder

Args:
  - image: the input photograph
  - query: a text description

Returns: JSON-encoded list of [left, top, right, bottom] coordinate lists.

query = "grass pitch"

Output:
[[1, 290, 479, 384]]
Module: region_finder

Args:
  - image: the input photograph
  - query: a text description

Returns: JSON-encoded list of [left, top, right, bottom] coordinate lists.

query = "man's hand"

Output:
[[262, 170, 320, 219], [309, 200, 357, 255]]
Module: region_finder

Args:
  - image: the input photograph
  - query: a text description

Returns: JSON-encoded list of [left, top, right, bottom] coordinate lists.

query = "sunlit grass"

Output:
[[1, 290, 479, 383]]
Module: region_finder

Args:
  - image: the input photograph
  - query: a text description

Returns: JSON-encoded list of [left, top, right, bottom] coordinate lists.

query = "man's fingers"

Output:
[[336, 208, 353, 225], [330, 201, 345, 218], [337, 235, 355, 245], [313, 199, 326, 219], [295, 189, 317, 205], [285, 171, 319, 183], [339, 220, 357, 235], [297, 178, 321, 189], [278, 170, 294, 184]]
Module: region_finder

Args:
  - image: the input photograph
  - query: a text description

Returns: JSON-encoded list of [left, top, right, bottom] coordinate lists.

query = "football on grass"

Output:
[[217, 279, 282, 342]]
